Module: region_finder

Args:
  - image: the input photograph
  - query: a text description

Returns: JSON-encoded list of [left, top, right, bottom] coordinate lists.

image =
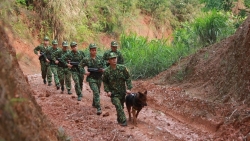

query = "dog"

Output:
[[125, 91, 147, 125]]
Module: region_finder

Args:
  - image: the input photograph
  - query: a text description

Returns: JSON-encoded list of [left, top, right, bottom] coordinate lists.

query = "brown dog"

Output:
[[125, 91, 147, 125]]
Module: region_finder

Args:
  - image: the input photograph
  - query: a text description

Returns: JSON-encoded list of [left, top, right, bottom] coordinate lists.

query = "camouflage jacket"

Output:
[[102, 64, 132, 97], [61, 50, 85, 73], [103, 50, 124, 64], [33, 44, 51, 62], [80, 55, 105, 82], [46, 47, 60, 66], [52, 49, 70, 68]]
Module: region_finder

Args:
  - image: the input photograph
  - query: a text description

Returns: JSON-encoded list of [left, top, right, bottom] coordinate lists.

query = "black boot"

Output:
[[43, 79, 46, 84]]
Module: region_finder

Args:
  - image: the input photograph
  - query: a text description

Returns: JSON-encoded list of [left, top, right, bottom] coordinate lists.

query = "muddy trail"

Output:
[[28, 74, 211, 141]]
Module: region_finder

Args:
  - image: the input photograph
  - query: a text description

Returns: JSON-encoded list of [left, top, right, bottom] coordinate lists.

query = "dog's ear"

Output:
[[144, 90, 147, 95]]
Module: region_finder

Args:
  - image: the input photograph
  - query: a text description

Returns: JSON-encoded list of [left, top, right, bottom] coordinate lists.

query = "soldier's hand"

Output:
[[85, 72, 90, 76], [106, 92, 111, 97], [126, 90, 131, 94], [55, 60, 59, 64], [46, 59, 50, 62], [67, 64, 72, 68], [38, 54, 41, 57]]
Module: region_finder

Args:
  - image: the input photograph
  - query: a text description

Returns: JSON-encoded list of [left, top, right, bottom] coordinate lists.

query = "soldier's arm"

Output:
[[51, 50, 58, 61], [61, 53, 69, 66], [33, 45, 40, 55], [102, 71, 111, 93]]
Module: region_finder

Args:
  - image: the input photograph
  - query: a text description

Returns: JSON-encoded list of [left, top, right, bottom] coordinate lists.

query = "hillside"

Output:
[[1, 0, 250, 140]]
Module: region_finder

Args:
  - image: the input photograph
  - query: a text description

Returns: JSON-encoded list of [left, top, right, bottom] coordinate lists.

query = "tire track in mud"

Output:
[[28, 74, 210, 141]]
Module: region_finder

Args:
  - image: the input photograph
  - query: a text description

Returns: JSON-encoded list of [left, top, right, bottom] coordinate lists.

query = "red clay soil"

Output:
[[0, 23, 58, 141], [2, 13, 250, 141]]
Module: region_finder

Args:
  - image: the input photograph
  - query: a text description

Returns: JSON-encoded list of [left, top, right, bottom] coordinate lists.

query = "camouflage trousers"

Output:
[[71, 71, 84, 97], [111, 95, 126, 124], [58, 67, 71, 90], [40, 61, 52, 82], [49, 65, 60, 85], [89, 80, 101, 109]]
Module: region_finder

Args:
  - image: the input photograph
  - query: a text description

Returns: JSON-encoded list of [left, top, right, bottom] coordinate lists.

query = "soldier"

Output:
[[103, 41, 124, 66], [102, 52, 132, 126], [61, 41, 85, 101], [34, 36, 52, 85], [80, 43, 105, 115], [52, 41, 72, 94], [45, 40, 60, 89]]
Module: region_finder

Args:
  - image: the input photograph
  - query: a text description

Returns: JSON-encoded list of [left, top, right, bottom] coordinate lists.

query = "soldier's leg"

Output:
[[72, 72, 82, 101], [40, 61, 46, 83], [79, 72, 84, 91], [57, 67, 64, 92], [89, 82, 101, 114], [51, 66, 60, 89], [46, 64, 52, 85], [111, 97, 127, 124], [65, 68, 72, 94]]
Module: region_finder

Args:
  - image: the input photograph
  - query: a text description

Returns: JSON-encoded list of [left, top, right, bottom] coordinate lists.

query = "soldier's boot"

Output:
[[96, 107, 102, 115], [68, 89, 72, 95], [77, 94, 82, 101], [43, 79, 46, 84], [56, 84, 60, 90], [119, 121, 127, 127], [48, 82, 52, 86], [61, 86, 64, 94]]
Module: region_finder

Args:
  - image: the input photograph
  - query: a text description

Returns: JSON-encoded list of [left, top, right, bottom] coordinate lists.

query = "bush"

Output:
[[120, 33, 191, 79], [192, 10, 235, 46]]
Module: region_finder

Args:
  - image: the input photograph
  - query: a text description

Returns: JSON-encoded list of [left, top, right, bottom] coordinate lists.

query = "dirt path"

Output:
[[28, 74, 210, 141]]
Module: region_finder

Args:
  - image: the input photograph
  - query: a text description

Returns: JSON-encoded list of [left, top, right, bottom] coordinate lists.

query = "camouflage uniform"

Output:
[[103, 50, 124, 65], [52, 42, 72, 93], [103, 56, 132, 124], [45, 40, 60, 88], [61, 42, 85, 100], [34, 40, 52, 84], [103, 41, 124, 65], [80, 43, 105, 114]]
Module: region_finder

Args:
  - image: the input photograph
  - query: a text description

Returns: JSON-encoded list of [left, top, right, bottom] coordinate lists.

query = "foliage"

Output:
[[200, 0, 234, 11], [192, 10, 235, 46], [170, 0, 203, 22], [120, 33, 192, 79]]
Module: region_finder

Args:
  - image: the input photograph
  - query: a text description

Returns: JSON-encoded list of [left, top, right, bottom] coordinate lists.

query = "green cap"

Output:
[[111, 41, 118, 47], [44, 36, 49, 41], [89, 43, 97, 49], [70, 41, 77, 47], [52, 40, 58, 45], [62, 41, 69, 47], [109, 52, 117, 59]]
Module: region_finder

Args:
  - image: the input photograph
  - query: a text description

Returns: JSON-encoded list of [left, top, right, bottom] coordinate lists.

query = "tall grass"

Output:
[[120, 33, 192, 79]]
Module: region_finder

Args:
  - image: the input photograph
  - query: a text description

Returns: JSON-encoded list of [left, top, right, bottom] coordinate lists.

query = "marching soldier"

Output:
[[80, 43, 105, 115], [103, 41, 124, 66], [34, 36, 52, 85], [103, 52, 132, 126], [45, 40, 60, 89], [61, 41, 85, 101], [52, 41, 72, 94]]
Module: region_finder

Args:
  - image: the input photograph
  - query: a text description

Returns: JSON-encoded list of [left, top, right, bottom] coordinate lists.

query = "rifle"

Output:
[[87, 67, 103, 79], [57, 58, 65, 67], [39, 52, 45, 61], [69, 61, 79, 66], [87, 68, 103, 72]]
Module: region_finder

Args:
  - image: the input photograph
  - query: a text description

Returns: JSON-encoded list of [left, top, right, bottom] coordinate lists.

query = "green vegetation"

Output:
[[4, 0, 249, 79], [121, 33, 192, 79]]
